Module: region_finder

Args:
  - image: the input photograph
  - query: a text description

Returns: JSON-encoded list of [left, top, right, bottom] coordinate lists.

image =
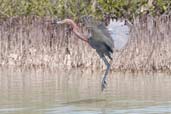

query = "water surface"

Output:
[[0, 68, 171, 114]]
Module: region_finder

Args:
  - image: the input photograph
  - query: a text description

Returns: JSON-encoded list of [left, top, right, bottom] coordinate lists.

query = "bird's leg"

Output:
[[101, 56, 110, 91]]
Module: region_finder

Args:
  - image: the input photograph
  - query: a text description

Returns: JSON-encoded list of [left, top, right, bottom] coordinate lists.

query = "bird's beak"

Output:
[[56, 21, 65, 24], [51, 20, 65, 25]]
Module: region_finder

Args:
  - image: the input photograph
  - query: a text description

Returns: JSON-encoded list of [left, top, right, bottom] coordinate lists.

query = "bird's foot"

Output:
[[101, 78, 107, 91]]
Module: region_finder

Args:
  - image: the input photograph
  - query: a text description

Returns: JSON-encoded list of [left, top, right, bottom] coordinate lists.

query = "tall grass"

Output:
[[0, 15, 171, 72]]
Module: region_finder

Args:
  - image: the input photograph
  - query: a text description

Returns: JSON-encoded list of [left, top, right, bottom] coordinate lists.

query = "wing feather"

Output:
[[97, 23, 114, 48]]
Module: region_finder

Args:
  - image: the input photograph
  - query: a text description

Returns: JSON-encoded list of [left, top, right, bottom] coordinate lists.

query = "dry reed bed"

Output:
[[0, 16, 99, 69], [115, 15, 171, 72], [0, 16, 171, 72]]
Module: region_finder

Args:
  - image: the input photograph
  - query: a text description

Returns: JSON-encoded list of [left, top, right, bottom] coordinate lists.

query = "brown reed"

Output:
[[0, 15, 171, 72]]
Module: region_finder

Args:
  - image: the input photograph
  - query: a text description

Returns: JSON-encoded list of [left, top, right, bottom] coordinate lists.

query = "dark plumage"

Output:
[[88, 23, 114, 59], [87, 22, 114, 90]]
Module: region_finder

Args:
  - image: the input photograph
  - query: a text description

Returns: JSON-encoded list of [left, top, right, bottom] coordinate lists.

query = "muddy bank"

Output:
[[0, 16, 171, 72]]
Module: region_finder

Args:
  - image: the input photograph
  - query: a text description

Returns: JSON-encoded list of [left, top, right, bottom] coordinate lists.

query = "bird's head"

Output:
[[56, 19, 79, 30], [56, 19, 71, 24], [54, 19, 88, 42]]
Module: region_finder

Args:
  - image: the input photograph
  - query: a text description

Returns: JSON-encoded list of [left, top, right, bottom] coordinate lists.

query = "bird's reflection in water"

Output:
[[62, 98, 107, 105]]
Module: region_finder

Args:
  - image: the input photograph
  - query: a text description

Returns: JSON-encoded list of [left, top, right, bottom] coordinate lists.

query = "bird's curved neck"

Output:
[[66, 19, 88, 42], [68, 19, 79, 30]]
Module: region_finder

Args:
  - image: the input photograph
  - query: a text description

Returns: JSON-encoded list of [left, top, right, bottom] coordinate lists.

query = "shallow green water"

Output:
[[0, 68, 171, 114]]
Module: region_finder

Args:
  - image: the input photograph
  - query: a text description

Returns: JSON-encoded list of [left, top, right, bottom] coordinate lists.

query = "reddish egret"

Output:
[[56, 18, 114, 91]]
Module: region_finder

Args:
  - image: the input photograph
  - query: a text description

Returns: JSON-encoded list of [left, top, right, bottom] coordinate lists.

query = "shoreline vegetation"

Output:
[[0, 15, 171, 72], [0, 0, 171, 72]]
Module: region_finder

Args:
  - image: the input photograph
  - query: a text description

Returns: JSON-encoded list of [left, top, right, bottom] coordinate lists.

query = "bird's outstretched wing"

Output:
[[107, 20, 129, 49], [97, 23, 114, 49], [93, 22, 114, 52], [98, 20, 130, 50], [97, 23, 113, 43]]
